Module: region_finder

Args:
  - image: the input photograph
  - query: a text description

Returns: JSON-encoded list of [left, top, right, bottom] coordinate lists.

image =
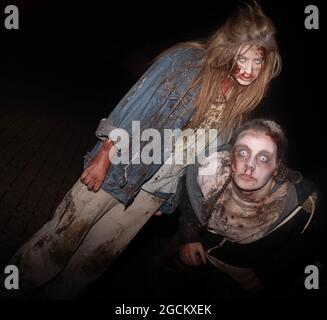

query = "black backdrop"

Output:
[[1, 0, 324, 176]]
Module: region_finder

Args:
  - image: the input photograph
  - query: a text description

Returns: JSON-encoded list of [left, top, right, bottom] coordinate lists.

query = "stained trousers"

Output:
[[9, 180, 164, 299]]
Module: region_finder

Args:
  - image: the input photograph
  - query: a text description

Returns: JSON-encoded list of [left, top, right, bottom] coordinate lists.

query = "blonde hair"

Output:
[[163, 2, 281, 139]]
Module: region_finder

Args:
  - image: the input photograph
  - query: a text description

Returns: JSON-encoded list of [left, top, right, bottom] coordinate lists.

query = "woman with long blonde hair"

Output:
[[170, 1, 281, 137]]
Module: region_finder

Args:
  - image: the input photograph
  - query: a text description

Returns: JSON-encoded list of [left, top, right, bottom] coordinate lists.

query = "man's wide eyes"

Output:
[[258, 155, 269, 162], [238, 150, 248, 157]]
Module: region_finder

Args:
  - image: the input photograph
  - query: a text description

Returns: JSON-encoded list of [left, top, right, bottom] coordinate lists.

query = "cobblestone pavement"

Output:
[[0, 95, 101, 268]]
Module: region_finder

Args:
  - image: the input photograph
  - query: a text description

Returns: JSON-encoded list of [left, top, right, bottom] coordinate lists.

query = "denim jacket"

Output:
[[84, 47, 204, 207]]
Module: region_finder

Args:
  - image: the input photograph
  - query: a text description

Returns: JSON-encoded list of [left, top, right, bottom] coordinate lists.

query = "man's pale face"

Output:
[[232, 45, 265, 86], [231, 130, 278, 192]]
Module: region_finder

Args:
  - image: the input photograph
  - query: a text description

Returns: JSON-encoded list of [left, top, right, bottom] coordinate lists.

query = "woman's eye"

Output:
[[259, 155, 268, 162], [238, 57, 246, 63], [254, 58, 263, 65]]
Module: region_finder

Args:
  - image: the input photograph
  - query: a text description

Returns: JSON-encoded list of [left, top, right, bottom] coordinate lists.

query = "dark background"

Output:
[[0, 0, 325, 301], [1, 0, 324, 175]]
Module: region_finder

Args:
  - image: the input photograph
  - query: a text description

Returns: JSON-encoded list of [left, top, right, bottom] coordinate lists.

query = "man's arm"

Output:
[[178, 168, 207, 266]]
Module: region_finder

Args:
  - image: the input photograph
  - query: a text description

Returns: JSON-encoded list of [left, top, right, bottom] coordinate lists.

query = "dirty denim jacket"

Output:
[[84, 47, 203, 208]]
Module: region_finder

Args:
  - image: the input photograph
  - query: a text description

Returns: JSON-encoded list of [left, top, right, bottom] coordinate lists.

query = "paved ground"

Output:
[[0, 94, 100, 267]]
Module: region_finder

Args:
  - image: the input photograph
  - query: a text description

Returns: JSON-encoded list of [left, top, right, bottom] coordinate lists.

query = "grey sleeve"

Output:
[[178, 164, 204, 243], [185, 163, 204, 221], [159, 181, 183, 214]]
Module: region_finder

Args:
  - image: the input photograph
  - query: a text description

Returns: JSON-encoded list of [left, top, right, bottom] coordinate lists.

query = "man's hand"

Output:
[[80, 139, 113, 192], [179, 242, 206, 266]]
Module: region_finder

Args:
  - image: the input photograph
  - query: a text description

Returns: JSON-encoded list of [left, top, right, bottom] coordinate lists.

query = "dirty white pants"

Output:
[[9, 180, 164, 299]]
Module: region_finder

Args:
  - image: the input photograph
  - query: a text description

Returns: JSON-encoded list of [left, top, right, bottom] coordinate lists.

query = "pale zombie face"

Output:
[[231, 130, 278, 192], [232, 45, 265, 86]]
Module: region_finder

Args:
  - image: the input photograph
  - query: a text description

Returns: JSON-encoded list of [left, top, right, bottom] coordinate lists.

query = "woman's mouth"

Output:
[[239, 74, 254, 82], [240, 174, 256, 182]]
